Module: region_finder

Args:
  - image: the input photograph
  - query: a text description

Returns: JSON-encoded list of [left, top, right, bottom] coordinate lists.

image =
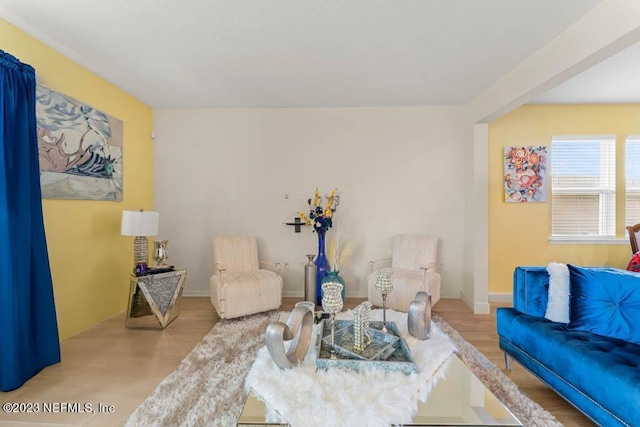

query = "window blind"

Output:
[[551, 136, 616, 238], [627, 137, 640, 227]]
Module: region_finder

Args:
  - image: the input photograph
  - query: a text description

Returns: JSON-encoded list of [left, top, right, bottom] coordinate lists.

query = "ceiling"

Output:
[[530, 40, 640, 104], [0, 0, 608, 108]]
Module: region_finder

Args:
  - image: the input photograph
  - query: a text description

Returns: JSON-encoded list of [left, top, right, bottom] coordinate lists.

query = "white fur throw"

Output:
[[245, 309, 456, 427], [545, 262, 570, 323]]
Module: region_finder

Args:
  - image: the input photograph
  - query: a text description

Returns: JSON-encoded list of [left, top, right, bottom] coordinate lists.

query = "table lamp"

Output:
[[121, 209, 159, 267]]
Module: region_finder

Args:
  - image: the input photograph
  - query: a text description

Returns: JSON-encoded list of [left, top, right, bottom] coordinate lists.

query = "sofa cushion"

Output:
[[568, 265, 640, 345], [502, 310, 640, 425], [544, 262, 570, 323], [512, 266, 549, 317]]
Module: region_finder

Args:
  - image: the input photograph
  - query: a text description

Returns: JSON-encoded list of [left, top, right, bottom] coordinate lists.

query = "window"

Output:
[[551, 136, 616, 238], [627, 137, 640, 226]]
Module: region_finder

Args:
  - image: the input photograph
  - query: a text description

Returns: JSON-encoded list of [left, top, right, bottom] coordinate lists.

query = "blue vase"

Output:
[[315, 229, 329, 305], [321, 270, 346, 301]]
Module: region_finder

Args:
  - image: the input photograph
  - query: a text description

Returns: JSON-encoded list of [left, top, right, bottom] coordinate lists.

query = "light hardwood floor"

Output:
[[0, 297, 592, 426]]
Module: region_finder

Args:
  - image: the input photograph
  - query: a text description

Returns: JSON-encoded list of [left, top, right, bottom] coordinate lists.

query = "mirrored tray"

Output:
[[316, 320, 416, 374], [322, 324, 399, 361]]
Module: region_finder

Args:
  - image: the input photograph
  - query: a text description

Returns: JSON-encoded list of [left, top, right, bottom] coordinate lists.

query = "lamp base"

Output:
[[133, 236, 148, 266]]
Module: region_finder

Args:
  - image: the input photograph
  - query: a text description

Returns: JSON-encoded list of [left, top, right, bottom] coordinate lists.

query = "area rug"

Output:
[[245, 309, 457, 426], [125, 310, 561, 427]]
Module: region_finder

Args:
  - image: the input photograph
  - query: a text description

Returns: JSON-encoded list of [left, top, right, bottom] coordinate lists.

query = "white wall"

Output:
[[153, 107, 466, 299], [462, 1, 640, 312]]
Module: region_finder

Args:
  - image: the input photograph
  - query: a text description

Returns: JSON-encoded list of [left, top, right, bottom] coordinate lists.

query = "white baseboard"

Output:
[[460, 290, 490, 314], [460, 290, 473, 310], [488, 293, 513, 303], [283, 290, 304, 298], [183, 290, 210, 297], [185, 290, 366, 299], [184, 289, 474, 302]]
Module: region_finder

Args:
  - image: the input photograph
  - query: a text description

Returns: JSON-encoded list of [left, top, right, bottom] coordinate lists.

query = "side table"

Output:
[[126, 268, 187, 329]]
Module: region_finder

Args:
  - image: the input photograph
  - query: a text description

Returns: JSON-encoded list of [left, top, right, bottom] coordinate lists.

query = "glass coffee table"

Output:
[[237, 356, 520, 426], [237, 314, 522, 426]]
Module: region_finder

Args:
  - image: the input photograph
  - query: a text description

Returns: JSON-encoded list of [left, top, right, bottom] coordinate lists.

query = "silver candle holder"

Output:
[[353, 301, 372, 352], [374, 270, 393, 333], [321, 282, 344, 359]]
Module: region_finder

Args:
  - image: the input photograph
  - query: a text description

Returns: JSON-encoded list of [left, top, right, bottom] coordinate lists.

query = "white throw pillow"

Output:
[[545, 262, 570, 323]]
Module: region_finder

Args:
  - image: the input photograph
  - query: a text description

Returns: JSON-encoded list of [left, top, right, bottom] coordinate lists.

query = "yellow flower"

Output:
[[325, 188, 337, 211], [298, 188, 339, 233], [298, 212, 312, 225]]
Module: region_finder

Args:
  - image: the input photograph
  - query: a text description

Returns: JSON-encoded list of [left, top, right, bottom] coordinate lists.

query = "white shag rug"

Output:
[[125, 310, 561, 427], [245, 309, 456, 427], [125, 310, 280, 427]]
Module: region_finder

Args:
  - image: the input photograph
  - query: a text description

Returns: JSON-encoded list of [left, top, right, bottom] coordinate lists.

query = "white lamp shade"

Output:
[[121, 210, 159, 237]]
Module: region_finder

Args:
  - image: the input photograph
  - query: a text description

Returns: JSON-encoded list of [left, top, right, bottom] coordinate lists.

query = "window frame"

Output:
[[549, 135, 617, 242]]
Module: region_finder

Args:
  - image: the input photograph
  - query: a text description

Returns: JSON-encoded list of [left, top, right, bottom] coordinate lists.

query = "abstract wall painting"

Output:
[[504, 146, 547, 203], [36, 84, 123, 201]]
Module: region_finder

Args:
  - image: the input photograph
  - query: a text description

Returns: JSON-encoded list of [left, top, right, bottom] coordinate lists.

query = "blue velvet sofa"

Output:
[[497, 265, 640, 427]]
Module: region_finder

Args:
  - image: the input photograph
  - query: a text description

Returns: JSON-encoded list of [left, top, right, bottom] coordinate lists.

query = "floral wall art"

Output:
[[36, 84, 123, 201], [504, 146, 547, 203]]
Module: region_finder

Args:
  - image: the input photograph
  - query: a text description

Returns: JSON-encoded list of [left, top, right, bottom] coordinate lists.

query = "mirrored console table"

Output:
[[126, 268, 186, 329]]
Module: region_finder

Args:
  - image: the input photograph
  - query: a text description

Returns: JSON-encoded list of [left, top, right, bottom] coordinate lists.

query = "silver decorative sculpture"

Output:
[[408, 291, 432, 340], [153, 240, 169, 266], [374, 270, 393, 332], [295, 301, 315, 313], [321, 282, 344, 359], [265, 306, 314, 369], [353, 301, 372, 352]]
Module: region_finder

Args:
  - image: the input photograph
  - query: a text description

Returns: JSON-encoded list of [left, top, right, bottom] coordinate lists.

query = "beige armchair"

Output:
[[367, 234, 441, 312], [210, 236, 283, 319]]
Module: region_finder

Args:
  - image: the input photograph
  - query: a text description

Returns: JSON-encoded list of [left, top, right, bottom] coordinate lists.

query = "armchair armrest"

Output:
[[259, 259, 282, 276], [420, 262, 438, 275], [369, 257, 392, 273], [214, 263, 227, 281]]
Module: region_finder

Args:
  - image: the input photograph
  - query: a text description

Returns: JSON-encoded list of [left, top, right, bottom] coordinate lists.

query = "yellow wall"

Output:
[[1, 18, 153, 339], [489, 105, 639, 293]]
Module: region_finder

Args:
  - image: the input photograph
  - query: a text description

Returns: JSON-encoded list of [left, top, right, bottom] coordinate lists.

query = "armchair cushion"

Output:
[[210, 236, 282, 319], [391, 235, 438, 271], [367, 267, 441, 312], [211, 270, 282, 319], [213, 236, 259, 273], [368, 235, 441, 312]]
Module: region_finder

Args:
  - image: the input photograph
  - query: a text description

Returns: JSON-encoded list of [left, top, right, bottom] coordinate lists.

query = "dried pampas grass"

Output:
[[328, 219, 353, 271]]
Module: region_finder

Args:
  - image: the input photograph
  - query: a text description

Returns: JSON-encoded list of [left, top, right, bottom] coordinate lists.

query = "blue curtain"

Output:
[[0, 50, 60, 391]]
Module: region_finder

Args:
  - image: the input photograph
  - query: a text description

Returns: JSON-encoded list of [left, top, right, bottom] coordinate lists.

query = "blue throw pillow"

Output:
[[567, 265, 640, 345]]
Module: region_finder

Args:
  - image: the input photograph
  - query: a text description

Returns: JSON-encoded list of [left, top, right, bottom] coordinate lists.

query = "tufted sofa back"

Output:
[[567, 265, 640, 345]]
